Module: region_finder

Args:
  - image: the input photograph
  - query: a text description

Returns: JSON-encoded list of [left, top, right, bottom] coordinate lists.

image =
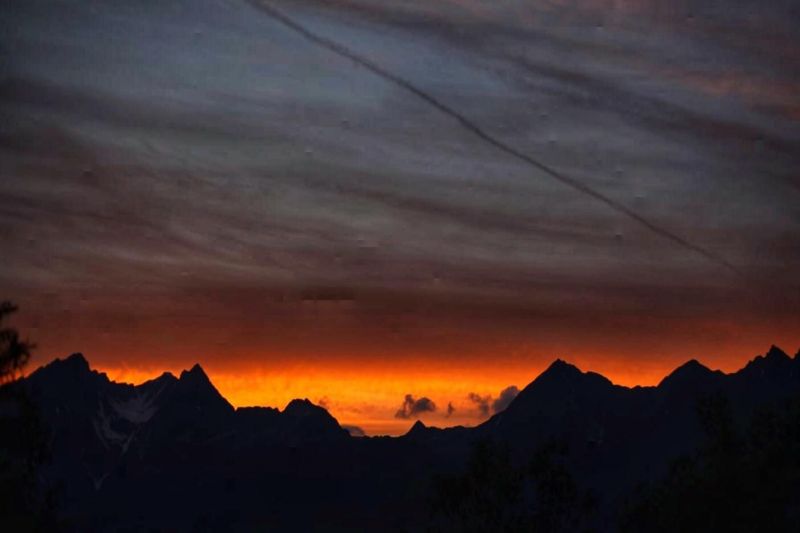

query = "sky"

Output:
[[1, 0, 798, 434]]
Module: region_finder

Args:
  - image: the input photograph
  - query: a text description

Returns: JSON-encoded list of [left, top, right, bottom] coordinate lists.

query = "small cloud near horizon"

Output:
[[467, 392, 490, 417], [395, 394, 436, 419], [492, 385, 519, 414], [316, 396, 331, 411], [342, 425, 365, 437]]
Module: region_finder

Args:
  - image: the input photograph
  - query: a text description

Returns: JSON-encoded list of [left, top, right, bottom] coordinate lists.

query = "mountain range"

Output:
[[8, 346, 800, 531]]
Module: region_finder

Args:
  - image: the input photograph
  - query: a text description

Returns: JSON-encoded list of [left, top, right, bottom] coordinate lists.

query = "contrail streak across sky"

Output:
[[251, 0, 741, 277]]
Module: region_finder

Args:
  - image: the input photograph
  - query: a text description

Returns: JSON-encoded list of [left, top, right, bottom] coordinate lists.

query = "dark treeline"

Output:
[[621, 393, 800, 533], [427, 439, 596, 533], [424, 392, 800, 533]]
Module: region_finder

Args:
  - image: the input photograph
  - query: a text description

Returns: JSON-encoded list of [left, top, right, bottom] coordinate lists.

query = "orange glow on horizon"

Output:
[[74, 344, 793, 436], [18, 299, 798, 437]]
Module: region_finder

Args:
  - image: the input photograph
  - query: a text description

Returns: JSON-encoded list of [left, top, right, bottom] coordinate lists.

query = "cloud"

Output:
[[491, 385, 519, 414], [446, 402, 455, 417], [342, 424, 365, 437], [467, 392, 491, 417], [316, 396, 331, 411], [394, 394, 437, 419]]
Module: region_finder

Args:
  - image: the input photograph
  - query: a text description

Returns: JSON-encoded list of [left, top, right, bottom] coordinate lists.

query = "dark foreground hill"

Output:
[[3, 346, 799, 532]]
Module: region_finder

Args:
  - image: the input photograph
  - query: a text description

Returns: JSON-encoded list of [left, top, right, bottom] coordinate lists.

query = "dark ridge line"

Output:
[[249, 0, 741, 277]]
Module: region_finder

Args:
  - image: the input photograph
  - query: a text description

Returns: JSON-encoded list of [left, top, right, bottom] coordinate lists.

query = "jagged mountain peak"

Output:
[[176, 363, 217, 394], [28, 352, 103, 385], [156, 371, 177, 382], [285, 397, 313, 408], [136, 371, 178, 395], [49, 352, 91, 373], [764, 345, 790, 361], [739, 345, 796, 377], [283, 398, 328, 417], [64, 352, 89, 367], [163, 363, 235, 416], [180, 363, 209, 382]]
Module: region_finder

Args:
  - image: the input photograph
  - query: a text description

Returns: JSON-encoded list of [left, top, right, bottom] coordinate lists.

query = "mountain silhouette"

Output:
[[8, 346, 799, 531], [738, 344, 795, 379], [658, 359, 722, 389]]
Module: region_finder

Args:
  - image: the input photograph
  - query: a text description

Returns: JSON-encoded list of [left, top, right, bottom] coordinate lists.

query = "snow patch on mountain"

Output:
[[111, 392, 159, 424], [93, 402, 126, 449]]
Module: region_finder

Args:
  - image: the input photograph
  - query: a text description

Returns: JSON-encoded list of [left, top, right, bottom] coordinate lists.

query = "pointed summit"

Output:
[[765, 345, 790, 361], [549, 358, 579, 371], [169, 362, 234, 415], [670, 359, 710, 375], [482, 358, 617, 437], [500, 358, 615, 414], [61, 352, 90, 372], [177, 363, 218, 391], [530, 359, 612, 389], [406, 419, 427, 437], [538, 359, 582, 380], [659, 359, 721, 391]]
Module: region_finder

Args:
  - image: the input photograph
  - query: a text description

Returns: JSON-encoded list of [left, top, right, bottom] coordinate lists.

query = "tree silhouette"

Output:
[[0, 301, 56, 531], [427, 439, 596, 533], [427, 440, 526, 532], [620, 393, 800, 533], [0, 301, 34, 383]]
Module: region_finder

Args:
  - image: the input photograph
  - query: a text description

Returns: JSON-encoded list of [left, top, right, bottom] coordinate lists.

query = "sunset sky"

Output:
[[2, 0, 798, 435]]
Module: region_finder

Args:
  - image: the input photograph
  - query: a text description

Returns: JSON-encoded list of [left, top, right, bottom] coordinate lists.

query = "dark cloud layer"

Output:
[[395, 394, 437, 419], [0, 0, 797, 377]]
